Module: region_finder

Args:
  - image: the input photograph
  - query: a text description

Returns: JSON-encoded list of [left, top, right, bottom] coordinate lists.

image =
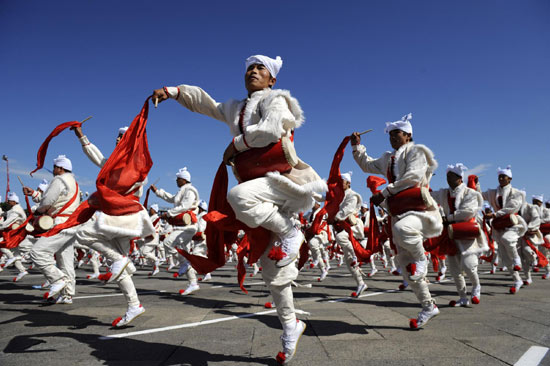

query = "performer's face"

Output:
[[7, 200, 17, 207], [498, 174, 511, 187], [533, 200, 542, 206], [389, 130, 411, 150], [343, 180, 351, 190], [245, 64, 276, 95], [116, 133, 124, 145], [53, 165, 63, 176], [176, 178, 187, 187], [446, 172, 462, 189]]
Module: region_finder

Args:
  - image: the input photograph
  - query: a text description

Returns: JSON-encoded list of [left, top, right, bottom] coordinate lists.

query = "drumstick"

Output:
[[154, 98, 159, 108], [81, 116, 93, 124], [17, 176, 25, 187], [149, 178, 160, 189], [358, 129, 373, 136]]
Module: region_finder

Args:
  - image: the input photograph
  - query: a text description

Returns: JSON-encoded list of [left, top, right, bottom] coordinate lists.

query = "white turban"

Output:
[[384, 113, 413, 136], [341, 171, 353, 183], [118, 126, 129, 135], [176, 167, 191, 182], [532, 194, 544, 203], [497, 165, 512, 178], [53, 155, 72, 171], [38, 179, 49, 192], [483, 202, 492, 210], [245, 55, 283, 78], [199, 200, 208, 211], [7, 192, 19, 203], [361, 202, 369, 209], [446, 163, 468, 178], [150, 204, 159, 212]]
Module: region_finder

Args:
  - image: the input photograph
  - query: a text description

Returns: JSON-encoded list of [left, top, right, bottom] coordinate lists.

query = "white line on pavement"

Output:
[[100, 308, 310, 340], [0, 274, 42, 278], [10, 290, 166, 304], [327, 289, 399, 303], [514, 346, 549, 366]]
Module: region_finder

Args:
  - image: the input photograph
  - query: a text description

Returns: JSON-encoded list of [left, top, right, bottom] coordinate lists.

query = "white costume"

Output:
[[352, 114, 442, 327], [30, 164, 81, 300], [0, 196, 28, 277], [518, 202, 544, 284], [431, 180, 485, 304]]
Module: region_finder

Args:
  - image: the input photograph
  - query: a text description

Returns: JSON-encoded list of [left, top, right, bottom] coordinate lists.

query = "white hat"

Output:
[[497, 165, 512, 178], [38, 179, 49, 192], [532, 194, 544, 203], [361, 202, 369, 209], [53, 155, 72, 171], [118, 126, 129, 135], [384, 113, 413, 136], [176, 167, 191, 181], [341, 171, 353, 183], [199, 200, 208, 211], [483, 202, 492, 210], [150, 204, 159, 212], [245, 55, 283, 78], [446, 163, 468, 178], [7, 192, 19, 203]]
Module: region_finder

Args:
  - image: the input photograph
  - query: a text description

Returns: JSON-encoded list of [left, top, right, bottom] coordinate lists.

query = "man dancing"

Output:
[[151, 54, 327, 364]]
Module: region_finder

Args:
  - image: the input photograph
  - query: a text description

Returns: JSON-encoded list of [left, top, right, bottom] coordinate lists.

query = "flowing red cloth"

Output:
[[33, 99, 153, 238], [366, 176, 387, 254], [30, 121, 82, 176], [1, 195, 34, 249], [524, 236, 549, 267], [143, 187, 152, 209], [467, 175, 478, 190], [479, 217, 495, 263], [178, 162, 271, 292]]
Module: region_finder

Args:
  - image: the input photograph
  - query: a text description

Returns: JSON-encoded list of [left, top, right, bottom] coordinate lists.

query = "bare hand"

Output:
[[351, 132, 361, 146], [71, 125, 84, 138], [223, 142, 237, 166], [151, 88, 169, 106], [22, 187, 34, 196], [371, 192, 385, 206], [150, 184, 158, 193]]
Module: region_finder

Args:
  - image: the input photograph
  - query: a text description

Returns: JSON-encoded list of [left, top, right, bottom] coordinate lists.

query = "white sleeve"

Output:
[[495, 190, 522, 217], [79, 136, 107, 168], [448, 191, 482, 223], [168, 85, 228, 124], [352, 144, 387, 176], [167, 189, 197, 217], [382, 147, 427, 198], [335, 194, 358, 221], [154, 188, 176, 203]]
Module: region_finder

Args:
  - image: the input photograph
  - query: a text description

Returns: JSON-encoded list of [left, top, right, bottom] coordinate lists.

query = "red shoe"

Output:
[[471, 296, 480, 304], [513, 265, 521, 271], [533, 267, 540, 273]]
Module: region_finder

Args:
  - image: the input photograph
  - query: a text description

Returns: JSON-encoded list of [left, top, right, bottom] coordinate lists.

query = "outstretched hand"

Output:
[[370, 192, 385, 206], [350, 132, 361, 146], [151, 88, 169, 106]]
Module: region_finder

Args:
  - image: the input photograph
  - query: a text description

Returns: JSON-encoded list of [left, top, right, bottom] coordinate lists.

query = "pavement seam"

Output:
[[454, 337, 512, 365], [486, 322, 550, 349], [305, 318, 331, 359]]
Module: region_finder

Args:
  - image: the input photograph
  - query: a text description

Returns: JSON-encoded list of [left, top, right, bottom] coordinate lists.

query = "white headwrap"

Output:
[[384, 113, 413, 136], [497, 165, 512, 178], [199, 200, 208, 211], [150, 204, 159, 212], [7, 192, 19, 203], [361, 202, 369, 209], [38, 179, 49, 192], [245, 55, 283, 78], [446, 163, 468, 178], [53, 155, 72, 171], [118, 126, 129, 135], [176, 167, 191, 182], [532, 194, 544, 203], [341, 171, 353, 183], [483, 202, 492, 210]]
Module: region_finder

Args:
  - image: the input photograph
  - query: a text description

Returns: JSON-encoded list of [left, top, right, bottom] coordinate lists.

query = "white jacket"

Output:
[[0, 204, 26, 230], [155, 183, 199, 217], [336, 188, 365, 239]]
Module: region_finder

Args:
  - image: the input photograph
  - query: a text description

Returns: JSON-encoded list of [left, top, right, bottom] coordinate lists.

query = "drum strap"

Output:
[[497, 195, 503, 209], [387, 156, 396, 184], [447, 192, 456, 214], [238, 102, 247, 134], [53, 182, 79, 219]]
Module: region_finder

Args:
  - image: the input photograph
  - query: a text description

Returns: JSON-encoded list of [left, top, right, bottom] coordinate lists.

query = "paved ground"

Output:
[[1, 260, 549, 366]]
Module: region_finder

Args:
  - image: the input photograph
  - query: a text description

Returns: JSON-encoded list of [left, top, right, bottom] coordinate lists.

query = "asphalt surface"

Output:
[[1, 258, 549, 366]]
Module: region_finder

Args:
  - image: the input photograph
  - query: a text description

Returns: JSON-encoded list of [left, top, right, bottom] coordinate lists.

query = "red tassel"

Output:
[[264, 302, 273, 309], [309, 263, 314, 269], [533, 267, 540, 272], [471, 296, 480, 304], [43, 292, 50, 299], [398, 284, 407, 291], [198, 277, 203, 281], [513, 265, 521, 271], [12, 277, 17, 282], [543, 275, 548, 280], [111, 317, 123, 327], [392, 270, 400, 276], [523, 280, 530, 286], [173, 273, 179, 278], [406, 263, 417, 276], [409, 318, 418, 329], [509, 287, 516, 294], [449, 300, 457, 307], [351, 291, 358, 297], [276, 351, 286, 364], [178, 289, 185, 295], [267, 246, 286, 261]]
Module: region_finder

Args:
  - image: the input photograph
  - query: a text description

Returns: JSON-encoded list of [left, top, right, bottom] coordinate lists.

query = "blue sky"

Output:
[[1, 1, 549, 208]]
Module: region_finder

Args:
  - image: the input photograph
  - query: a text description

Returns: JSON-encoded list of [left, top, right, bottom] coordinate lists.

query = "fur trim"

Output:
[[94, 209, 154, 238], [266, 171, 328, 214], [394, 208, 443, 239], [413, 144, 438, 173], [261, 89, 304, 128]]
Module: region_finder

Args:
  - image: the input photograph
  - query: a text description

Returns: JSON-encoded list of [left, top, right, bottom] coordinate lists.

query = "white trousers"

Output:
[[335, 230, 364, 286], [447, 246, 480, 299], [308, 235, 326, 271], [493, 228, 521, 283], [0, 248, 26, 273], [227, 177, 301, 236], [76, 221, 139, 307], [30, 232, 76, 296]]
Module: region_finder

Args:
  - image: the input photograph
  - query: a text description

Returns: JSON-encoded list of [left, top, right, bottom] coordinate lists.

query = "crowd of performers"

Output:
[[1, 54, 550, 365]]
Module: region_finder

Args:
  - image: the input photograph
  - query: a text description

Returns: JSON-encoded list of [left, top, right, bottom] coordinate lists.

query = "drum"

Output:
[[540, 223, 550, 235], [166, 211, 197, 227], [347, 214, 358, 226], [448, 220, 480, 240], [386, 186, 431, 216], [25, 215, 54, 234], [232, 136, 299, 183], [492, 214, 518, 230]]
